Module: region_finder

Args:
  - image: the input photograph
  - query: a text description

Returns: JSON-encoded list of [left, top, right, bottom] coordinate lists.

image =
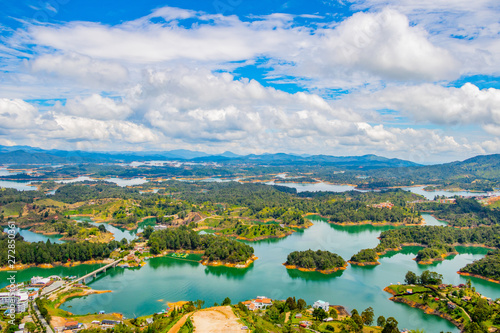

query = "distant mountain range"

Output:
[[0, 145, 420, 169]]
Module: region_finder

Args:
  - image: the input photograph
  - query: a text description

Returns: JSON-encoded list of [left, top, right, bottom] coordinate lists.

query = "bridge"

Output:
[[73, 258, 123, 284]]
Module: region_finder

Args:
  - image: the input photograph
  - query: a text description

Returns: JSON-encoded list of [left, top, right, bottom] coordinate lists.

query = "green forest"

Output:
[[146, 227, 254, 264], [285, 249, 346, 271], [0, 233, 121, 266], [460, 249, 500, 281]]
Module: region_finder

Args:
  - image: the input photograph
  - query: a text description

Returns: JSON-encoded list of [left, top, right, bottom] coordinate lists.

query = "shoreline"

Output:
[[348, 260, 380, 266], [383, 287, 464, 329], [54, 289, 112, 309], [330, 220, 423, 226], [200, 254, 258, 268], [457, 271, 500, 284], [0, 258, 115, 271], [283, 262, 348, 274], [416, 251, 458, 265]]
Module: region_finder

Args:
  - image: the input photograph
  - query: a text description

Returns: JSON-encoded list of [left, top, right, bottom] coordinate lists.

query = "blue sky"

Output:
[[0, 0, 500, 163]]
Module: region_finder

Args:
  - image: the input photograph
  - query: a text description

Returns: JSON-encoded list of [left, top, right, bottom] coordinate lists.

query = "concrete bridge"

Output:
[[74, 258, 123, 284]]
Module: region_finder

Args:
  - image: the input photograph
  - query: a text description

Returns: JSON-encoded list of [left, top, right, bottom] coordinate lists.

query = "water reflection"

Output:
[[285, 267, 345, 281]]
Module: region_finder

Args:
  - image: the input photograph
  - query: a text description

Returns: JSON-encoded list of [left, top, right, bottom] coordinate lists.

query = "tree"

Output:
[[297, 298, 307, 310], [471, 298, 492, 323], [285, 297, 296, 310], [98, 224, 107, 233], [350, 309, 363, 331], [382, 317, 399, 333], [377, 315, 386, 327], [405, 271, 418, 285], [313, 308, 328, 321], [143, 225, 154, 239], [463, 322, 488, 333], [325, 324, 336, 332], [329, 307, 338, 319], [195, 299, 205, 309], [361, 307, 374, 326], [222, 297, 231, 306], [25, 322, 36, 333], [419, 270, 443, 285]]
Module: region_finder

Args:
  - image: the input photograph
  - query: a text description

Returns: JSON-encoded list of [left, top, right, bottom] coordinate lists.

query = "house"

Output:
[[299, 321, 311, 328], [406, 289, 413, 294], [462, 296, 472, 302], [313, 300, 329, 312], [323, 317, 334, 322], [242, 296, 273, 311], [438, 284, 448, 290], [146, 318, 154, 325], [447, 302, 456, 310], [295, 313, 303, 318], [101, 320, 122, 327], [64, 321, 81, 330]]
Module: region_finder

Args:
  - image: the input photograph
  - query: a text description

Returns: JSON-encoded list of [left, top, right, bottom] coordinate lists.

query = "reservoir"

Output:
[[3, 214, 497, 332]]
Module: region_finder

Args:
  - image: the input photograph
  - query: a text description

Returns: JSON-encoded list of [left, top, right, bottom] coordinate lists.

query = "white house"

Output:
[[313, 300, 329, 312]]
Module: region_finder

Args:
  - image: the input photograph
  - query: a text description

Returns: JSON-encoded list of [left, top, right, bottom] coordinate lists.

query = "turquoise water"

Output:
[[53, 216, 499, 332], [3, 226, 64, 243], [2, 213, 497, 332], [72, 216, 156, 241]]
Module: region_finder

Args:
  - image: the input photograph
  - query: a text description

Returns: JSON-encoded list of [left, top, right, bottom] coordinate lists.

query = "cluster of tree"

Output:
[[326, 200, 421, 224], [349, 248, 378, 263], [374, 225, 500, 253], [219, 223, 290, 239], [460, 249, 500, 281], [147, 226, 254, 264], [415, 243, 456, 262], [0, 233, 120, 266], [285, 249, 346, 270], [416, 198, 500, 227], [30, 218, 98, 237], [52, 181, 142, 204], [404, 270, 443, 285]]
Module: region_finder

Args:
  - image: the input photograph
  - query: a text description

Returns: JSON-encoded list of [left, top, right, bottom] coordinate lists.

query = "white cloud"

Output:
[[46, 114, 158, 143], [354, 83, 500, 130], [62, 94, 133, 120], [30, 53, 129, 86], [11, 6, 457, 88], [0, 98, 39, 129]]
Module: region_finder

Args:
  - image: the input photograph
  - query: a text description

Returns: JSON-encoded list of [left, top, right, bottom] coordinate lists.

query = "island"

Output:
[[385, 270, 500, 332], [283, 249, 347, 274], [349, 248, 380, 266], [459, 249, 500, 283]]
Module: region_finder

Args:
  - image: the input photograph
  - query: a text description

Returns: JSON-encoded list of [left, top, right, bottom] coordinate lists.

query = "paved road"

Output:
[[33, 302, 54, 333]]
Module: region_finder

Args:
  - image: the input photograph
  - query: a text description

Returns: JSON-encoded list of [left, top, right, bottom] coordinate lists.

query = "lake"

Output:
[[5, 214, 498, 332], [2, 210, 498, 332]]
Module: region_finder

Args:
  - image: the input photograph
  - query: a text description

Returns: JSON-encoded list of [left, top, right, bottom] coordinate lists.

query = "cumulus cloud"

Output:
[[354, 83, 500, 130], [30, 53, 129, 86], [0, 98, 39, 129], [46, 114, 158, 143], [16, 6, 457, 86], [62, 94, 133, 120]]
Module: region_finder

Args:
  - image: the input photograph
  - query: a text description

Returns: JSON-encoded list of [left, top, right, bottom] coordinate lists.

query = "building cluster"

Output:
[[369, 202, 394, 209], [0, 276, 53, 313], [57, 319, 122, 332]]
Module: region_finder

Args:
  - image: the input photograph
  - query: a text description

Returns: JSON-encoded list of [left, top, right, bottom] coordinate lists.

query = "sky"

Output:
[[0, 0, 500, 163]]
